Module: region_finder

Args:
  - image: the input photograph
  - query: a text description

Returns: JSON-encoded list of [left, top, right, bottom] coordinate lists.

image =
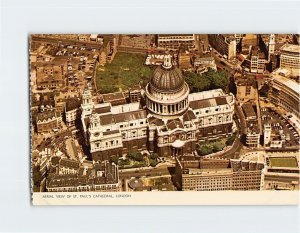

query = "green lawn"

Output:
[[269, 157, 298, 168], [96, 52, 153, 93]]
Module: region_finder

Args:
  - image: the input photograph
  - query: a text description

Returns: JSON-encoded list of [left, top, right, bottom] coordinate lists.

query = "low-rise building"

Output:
[[208, 34, 236, 59], [65, 98, 81, 126], [46, 160, 120, 192], [263, 123, 286, 149], [192, 54, 217, 74], [242, 46, 267, 74], [175, 156, 264, 191], [157, 34, 195, 50], [279, 44, 300, 77], [242, 104, 260, 148], [268, 70, 300, 118], [264, 154, 299, 190], [178, 47, 192, 70], [246, 122, 260, 148], [58, 158, 80, 175], [36, 109, 62, 133], [35, 64, 65, 90], [235, 78, 258, 103], [101, 92, 127, 106]]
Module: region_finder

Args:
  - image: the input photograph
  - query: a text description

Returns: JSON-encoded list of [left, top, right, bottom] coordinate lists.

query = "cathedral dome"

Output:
[[150, 66, 184, 92], [145, 54, 190, 118], [149, 54, 184, 93]]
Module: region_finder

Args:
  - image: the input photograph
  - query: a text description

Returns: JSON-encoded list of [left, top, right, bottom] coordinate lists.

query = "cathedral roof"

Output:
[[150, 65, 184, 92]]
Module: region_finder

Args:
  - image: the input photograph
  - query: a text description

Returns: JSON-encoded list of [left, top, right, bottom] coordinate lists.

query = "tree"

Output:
[[150, 153, 159, 160], [209, 69, 229, 90], [197, 144, 213, 156], [127, 151, 144, 162], [183, 69, 229, 93], [212, 140, 226, 153], [109, 155, 119, 165], [149, 159, 158, 167], [118, 159, 130, 167]]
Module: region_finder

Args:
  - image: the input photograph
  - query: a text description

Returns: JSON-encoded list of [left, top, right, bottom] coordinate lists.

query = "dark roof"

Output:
[[236, 78, 256, 87], [36, 110, 59, 122], [99, 114, 114, 125], [150, 66, 184, 92], [59, 158, 80, 169], [65, 98, 80, 111], [99, 110, 147, 126], [189, 99, 212, 109], [242, 104, 257, 118], [103, 130, 120, 136], [102, 92, 125, 102], [95, 105, 111, 114], [50, 156, 61, 166], [183, 110, 196, 122], [215, 96, 228, 105], [114, 110, 147, 123], [190, 97, 229, 110], [47, 174, 78, 188], [148, 116, 164, 126], [47, 161, 119, 188], [167, 118, 184, 130]]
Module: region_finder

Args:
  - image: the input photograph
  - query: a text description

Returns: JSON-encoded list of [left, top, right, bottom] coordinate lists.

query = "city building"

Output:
[[36, 109, 62, 134], [235, 77, 258, 103], [279, 44, 300, 77], [128, 85, 142, 103], [263, 123, 286, 149], [241, 34, 258, 54], [81, 55, 235, 161], [101, 92, 127, 106], [208, 34, 237, 59], [264, 124, 272, 146], [246, 124, 260, 148], [178, 47, 192, 70], [175, 156, 264, 191], [268, 70, 300, 118], [264, 154, 299, 190], [35, 63, 65, 90], [242, 103, 260, 148], [46, 159, 120, 192], [242, 46, 267, 74], [65, 98, 81, 126], [157, 34, 195, 50], [192, 54, 217, 74], [268, 34, 276, 56], [249, 46, 266, 73]]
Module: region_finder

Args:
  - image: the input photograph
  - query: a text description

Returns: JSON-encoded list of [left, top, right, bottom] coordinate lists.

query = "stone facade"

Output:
[[82, 55, 235, 161]]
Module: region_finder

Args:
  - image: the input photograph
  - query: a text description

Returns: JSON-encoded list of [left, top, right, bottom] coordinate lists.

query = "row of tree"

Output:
[[183, 68, 229, 93]]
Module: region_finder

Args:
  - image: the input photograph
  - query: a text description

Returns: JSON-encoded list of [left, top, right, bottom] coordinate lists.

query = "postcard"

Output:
[[30, 34, 300, 205]]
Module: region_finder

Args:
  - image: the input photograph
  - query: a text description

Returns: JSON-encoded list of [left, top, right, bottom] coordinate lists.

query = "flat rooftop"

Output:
[[273, 74, 300, 95], [280, 44, 300, 54], [269, 157, 298, 168]]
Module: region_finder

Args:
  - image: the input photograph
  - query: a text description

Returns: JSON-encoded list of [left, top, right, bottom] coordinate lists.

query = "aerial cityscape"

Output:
[[30, 34, 300, 193]]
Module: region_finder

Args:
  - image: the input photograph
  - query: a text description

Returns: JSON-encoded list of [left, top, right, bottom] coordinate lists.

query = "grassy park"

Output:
[[95, 52, 153, 93]]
